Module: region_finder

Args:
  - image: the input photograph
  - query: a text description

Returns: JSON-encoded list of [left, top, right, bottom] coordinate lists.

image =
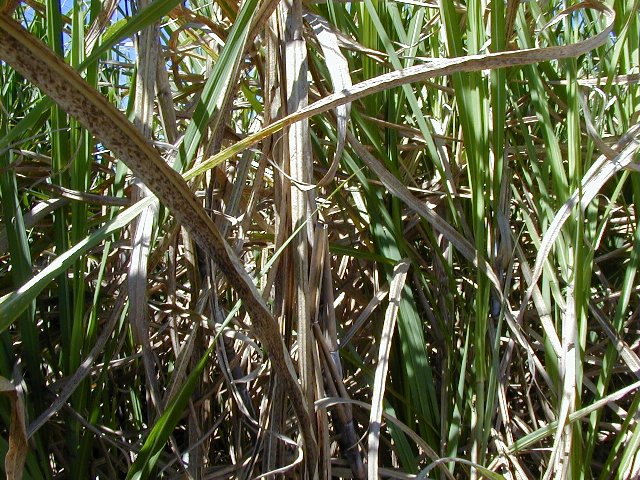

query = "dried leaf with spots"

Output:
[[0, 376, 27, 480]]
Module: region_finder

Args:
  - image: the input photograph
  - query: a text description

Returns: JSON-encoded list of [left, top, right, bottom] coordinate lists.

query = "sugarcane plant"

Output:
[[0, 0, 639, 478]]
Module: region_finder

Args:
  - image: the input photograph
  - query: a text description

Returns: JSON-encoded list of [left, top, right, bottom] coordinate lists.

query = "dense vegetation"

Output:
[[0, 0, 639, 478]]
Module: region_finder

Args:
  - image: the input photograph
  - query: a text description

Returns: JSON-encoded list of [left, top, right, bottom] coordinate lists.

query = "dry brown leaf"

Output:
[[187, 2, 615, 179], [0, 376, 27, 480], [0, 14, 317, 470]]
